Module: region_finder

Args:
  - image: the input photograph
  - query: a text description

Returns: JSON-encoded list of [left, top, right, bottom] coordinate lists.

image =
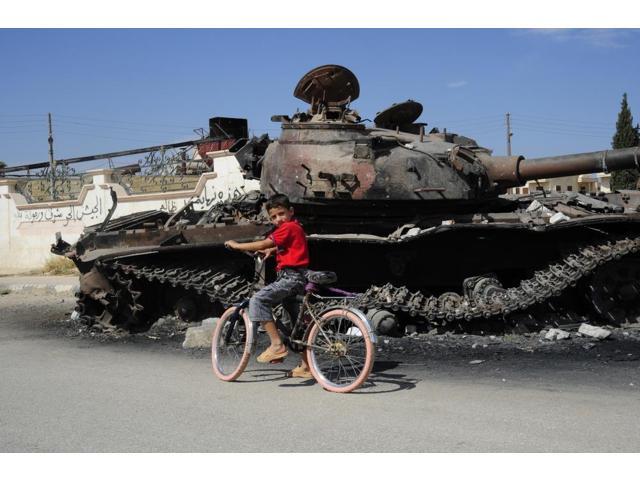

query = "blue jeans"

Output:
[[248, 268, 307, 323]]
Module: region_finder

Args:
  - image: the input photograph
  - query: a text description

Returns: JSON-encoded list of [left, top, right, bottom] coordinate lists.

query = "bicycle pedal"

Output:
[[269, 358, 285, 364]]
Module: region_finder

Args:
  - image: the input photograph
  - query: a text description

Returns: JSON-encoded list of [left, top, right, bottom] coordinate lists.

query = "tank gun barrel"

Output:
[[484, 147, 640, 190]]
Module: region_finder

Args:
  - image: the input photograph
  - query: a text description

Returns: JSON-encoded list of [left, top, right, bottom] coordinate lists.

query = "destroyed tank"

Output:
[[53, 65, 640, 334]]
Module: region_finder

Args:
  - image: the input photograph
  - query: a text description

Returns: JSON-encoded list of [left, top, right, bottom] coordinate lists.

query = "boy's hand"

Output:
[[258, 247, 277, 259], [224, 240, 240, 250]]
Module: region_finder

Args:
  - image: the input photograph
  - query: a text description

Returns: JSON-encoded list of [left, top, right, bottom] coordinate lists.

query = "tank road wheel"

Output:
[[174, 296, 199, 323], [588, 258, 640, 326]]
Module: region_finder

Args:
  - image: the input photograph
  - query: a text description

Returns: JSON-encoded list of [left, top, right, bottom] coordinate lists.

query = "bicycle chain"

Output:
[[79, 235, 640, 328]]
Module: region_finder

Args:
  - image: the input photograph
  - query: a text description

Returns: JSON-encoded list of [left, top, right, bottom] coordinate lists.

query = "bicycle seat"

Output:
[[306, 270, 337, 285]]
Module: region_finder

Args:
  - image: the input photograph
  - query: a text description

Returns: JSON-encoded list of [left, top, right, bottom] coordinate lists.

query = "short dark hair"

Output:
[[265, 194, 291, 211]]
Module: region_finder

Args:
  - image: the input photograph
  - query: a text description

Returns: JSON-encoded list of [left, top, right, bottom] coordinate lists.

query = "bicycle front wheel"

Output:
[[306, 308, 375, 393], [211, 307, 255, 381]]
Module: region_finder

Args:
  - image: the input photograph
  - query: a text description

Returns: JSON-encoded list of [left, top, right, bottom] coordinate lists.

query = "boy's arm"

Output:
[[225, 238, 275, 252]]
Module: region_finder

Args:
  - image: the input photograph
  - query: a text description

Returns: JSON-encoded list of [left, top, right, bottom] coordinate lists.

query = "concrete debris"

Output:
[[469, 359, 485, 365], [403, 227, 421, 237], [70, 310, 81, 321], [182, 323, 215, 349], [545, 328, 571, 341], [201, 317, 218, 328], [405, 324, 417, 335], [578, 323, 612, 340], [583, 342, 597, 350], [346, 326, 363, 337], [549, 212, 571, 224], [526, 200, 553, 216], [148, 315, 189, 337]]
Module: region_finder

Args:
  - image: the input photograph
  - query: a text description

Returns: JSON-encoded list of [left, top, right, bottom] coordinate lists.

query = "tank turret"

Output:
[[261, 64, 640, 209]]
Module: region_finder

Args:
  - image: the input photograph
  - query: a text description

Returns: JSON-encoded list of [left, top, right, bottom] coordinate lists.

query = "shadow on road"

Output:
[[355, 360, 419, 394], [236, 360, 418, 394]]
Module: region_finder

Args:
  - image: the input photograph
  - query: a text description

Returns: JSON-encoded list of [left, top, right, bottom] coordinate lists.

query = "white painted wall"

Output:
[[508, 173, 612, 195], [0, 155, 260, 274]]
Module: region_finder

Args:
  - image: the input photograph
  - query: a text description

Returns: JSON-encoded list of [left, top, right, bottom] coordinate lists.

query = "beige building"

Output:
[[509, 172, 611, 195]]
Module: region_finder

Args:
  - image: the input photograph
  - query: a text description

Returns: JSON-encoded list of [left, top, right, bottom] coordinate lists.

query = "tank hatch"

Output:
[[294, 65, 360, 107], [374, 100, 423, 130]]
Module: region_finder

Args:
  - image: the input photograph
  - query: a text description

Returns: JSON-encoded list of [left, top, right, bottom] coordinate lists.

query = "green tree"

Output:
[[610, 93, 640, 191]]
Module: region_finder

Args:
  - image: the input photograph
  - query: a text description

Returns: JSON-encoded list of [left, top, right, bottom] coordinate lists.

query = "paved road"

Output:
[[1, 292, 639, 452]]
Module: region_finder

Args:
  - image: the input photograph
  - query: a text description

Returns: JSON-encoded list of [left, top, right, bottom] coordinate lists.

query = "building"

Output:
[[508, 172, 611, 195]]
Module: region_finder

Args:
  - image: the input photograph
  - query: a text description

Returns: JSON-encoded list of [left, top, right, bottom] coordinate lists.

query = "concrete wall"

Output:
[[0, 155, 259, 274]]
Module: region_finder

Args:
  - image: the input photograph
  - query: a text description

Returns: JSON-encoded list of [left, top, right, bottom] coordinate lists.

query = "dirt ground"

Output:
[[4, 289, 639, 384]]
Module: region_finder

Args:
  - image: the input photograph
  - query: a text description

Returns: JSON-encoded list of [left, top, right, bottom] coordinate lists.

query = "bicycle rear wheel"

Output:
[[211, 306, 255, 381], [306, 308, 375, 393]]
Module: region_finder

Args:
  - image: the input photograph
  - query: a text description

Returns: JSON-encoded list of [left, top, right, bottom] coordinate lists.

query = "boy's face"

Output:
[[268, 206, 294, 227]]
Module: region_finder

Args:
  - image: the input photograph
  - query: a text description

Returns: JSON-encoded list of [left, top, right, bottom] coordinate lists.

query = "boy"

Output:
[[224, 194, 312, 379]]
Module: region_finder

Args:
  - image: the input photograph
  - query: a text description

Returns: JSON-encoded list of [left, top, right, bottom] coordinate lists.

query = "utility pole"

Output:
[[506, 112, 513, 157], [48, 113, 56, 199]]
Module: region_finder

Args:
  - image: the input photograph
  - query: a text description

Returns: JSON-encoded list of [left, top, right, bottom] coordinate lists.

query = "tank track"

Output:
[[78, 235, 640, 330], [104, 260, 254, 307], [353, 235, 640, 325], [75, 263, 146, 331]]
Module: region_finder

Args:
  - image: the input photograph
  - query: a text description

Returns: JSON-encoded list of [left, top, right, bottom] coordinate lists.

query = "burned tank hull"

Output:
[[54, 191, 640, 333], [52, 65, 640, 333]]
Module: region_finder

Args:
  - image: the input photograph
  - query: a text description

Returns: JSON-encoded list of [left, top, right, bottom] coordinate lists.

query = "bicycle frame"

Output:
[[227, 250, 376, 352], [278, 282, 377, 352]]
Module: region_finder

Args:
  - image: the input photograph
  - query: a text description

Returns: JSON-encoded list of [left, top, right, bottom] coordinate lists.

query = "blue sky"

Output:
[[1, 28, 639, 168]]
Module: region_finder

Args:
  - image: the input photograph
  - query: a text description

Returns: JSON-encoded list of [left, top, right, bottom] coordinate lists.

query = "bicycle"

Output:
[[211, 253, 377, 393]]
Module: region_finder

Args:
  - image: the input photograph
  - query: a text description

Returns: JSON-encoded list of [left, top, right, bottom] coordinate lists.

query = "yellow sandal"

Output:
[[256, 347, 288, 363], [288, 364, 313, 379]]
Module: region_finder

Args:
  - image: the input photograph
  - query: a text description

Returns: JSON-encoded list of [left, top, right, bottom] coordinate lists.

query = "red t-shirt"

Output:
[[268, 219, 309, 271]]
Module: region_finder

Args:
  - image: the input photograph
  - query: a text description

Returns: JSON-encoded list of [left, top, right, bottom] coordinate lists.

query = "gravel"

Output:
[[3, 289, 640, 368]]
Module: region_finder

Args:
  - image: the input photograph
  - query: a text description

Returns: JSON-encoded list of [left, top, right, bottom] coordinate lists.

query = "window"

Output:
[[555, 185, 562, 192], [522, 187, 529, 194], [567, 186, 573, 191]]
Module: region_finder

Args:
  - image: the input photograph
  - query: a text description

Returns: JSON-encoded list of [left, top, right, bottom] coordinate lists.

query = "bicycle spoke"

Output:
[[212, 310, 253, 380], [307, 309, 374, 392]]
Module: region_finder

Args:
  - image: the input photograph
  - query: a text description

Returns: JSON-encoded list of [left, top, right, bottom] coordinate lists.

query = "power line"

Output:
[[54, 128, 183, 143], [0, 130, 46, 134], [54, 113, 199, 129], [511, 112, 615, 128], [0, 120, 46, 126], [513, 119, 612, 136], [53, 119, 194, 135], [431, 118, 505, 128], [514, 125, 611, 139], [512, 118, 612, 133], [0, 113, 46, 117]]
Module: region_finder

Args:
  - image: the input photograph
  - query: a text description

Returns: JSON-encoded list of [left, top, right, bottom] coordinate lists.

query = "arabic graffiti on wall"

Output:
[[12, 178, 254, 222], [14, 197, 105, 227], [158, 184, 248, 213], [190, 184, 247, 209]]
